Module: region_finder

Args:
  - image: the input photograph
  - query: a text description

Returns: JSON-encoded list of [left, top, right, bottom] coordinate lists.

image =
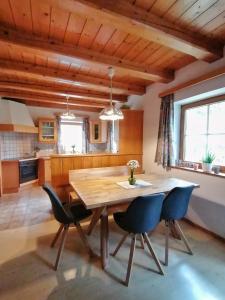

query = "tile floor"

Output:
[[0, 186, 225, 300], [0, 185, 53, 230]]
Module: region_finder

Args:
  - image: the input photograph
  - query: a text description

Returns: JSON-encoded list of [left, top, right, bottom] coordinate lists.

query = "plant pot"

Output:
[[128, 177, 136, 185], [202, 162, 213, 173]]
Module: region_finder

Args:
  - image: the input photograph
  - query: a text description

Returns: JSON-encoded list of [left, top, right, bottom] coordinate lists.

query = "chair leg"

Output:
[[51, 224, 64, 248], [75, 222, 94, 256], [125, 234, 136, 287], [143, 233, 164, 275], [140, 234, 145, 249], [54, 224, 69, 270], [175, 221, 193, 255], [111, 233, 129, 257], [165, 221, 170, 266]]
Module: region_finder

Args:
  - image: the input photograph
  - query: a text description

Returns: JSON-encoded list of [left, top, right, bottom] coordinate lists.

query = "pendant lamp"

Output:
[[99, 67, 124, 121]]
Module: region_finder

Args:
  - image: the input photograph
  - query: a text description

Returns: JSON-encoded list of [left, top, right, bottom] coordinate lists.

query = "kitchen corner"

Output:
[[0, 101, 143, 197], [0, 100, 56, 194]]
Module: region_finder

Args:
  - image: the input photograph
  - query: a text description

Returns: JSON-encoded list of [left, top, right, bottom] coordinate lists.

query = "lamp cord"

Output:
[[66, 96, 69, 113], [110, 74, 113, 107]]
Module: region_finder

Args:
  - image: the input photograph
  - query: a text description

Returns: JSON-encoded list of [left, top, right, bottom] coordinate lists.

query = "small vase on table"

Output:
[[127, 160, 140, 185]]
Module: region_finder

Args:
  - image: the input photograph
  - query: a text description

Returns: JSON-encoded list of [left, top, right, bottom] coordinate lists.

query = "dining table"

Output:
[[70, 173, 199, 269]]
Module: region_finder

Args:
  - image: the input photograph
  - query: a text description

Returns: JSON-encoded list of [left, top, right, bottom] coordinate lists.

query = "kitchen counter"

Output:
[[2, 156, 52, 162], [51, 152, 123, 158], [51, 153, 143, 187], [2, 157, 38, 162]]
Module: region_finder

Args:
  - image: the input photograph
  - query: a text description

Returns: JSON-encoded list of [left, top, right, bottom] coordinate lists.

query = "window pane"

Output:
[[208, 134, 225, 166], [185, 106, 208, 135], [208, 101, 225, 134], [60, 123, 83, 153], [184, 135, 207, 162]]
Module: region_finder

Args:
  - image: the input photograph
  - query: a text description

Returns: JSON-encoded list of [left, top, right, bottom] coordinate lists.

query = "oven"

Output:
[[19, 159, 38, 184]]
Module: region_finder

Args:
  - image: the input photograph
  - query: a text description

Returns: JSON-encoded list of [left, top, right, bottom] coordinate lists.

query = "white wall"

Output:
[[143, 53, 225, 238]]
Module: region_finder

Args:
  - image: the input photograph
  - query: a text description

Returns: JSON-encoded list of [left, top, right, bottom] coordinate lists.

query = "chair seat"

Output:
[[64, 203, 92, 223]]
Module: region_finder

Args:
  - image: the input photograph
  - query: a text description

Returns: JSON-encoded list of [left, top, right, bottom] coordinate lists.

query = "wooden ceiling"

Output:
[[0, 0, 225, 112]]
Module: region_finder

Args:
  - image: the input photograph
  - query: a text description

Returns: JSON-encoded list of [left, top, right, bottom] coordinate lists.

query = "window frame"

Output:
[[180, 95, 225, 172], [59, 119, 84, 153]]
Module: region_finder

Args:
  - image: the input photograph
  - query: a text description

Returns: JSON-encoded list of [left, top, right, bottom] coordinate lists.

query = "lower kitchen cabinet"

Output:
[[1, 160, 19, 194], [38, 158, 51, 185]]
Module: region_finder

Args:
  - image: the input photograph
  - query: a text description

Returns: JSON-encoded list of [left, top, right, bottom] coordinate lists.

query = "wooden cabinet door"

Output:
[[38, 119, 57, 143], [89, 120, 107, 143], [2, 161, 19, 193], [119, 110, 143, 155]]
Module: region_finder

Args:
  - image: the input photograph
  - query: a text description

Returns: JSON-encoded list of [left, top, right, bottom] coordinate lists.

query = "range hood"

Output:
[[0, 99, 38, 133]]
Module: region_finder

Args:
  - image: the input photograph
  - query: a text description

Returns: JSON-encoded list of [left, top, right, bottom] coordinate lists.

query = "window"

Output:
[[60, 120, 83, 153], [181, 98, 225, 166]]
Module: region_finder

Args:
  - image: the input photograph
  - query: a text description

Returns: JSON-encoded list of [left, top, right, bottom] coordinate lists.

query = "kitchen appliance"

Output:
[[19, 159, 38, 184]]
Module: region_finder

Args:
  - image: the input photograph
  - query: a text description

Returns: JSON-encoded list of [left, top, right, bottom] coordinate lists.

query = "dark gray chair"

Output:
[[112, 193, 165, 286], [43, 184, 93, 270], [161, 186, 195, 266]]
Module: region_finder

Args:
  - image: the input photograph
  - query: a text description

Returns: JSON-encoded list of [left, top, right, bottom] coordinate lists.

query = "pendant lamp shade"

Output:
[[99, 105, 124, 120]]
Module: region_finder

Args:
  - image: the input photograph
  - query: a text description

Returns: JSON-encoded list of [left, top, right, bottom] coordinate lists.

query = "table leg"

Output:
[[100, 207, 109, 269], [87, 207, 104, 236]]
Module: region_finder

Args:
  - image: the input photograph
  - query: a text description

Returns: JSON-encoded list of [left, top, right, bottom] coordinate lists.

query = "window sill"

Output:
[[171, 166, 225, 179]]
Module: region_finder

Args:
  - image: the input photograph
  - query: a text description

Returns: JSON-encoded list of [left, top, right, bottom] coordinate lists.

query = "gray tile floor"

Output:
[[0, 185, 53, 230]]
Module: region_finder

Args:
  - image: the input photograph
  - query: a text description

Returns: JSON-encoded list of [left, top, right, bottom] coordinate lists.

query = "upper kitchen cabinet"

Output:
[[38, 118, 58, 143], [119, 110, 143, 155], [89, 120, 107, 144]]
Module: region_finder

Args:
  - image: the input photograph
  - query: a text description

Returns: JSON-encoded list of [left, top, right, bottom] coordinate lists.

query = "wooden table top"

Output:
[[70, 174, 199, 209]]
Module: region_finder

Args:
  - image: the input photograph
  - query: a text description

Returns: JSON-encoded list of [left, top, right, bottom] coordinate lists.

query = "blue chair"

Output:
[[112, 193, 165, 286], [161, 186, 195, 266], [43, 184, 93, 270]]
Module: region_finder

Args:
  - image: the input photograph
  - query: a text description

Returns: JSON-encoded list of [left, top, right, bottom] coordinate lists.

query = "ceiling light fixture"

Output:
[[99, 67, 124, 121], [61, 95, 76, 120]]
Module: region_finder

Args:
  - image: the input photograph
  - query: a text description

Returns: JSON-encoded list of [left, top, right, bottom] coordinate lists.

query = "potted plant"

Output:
[[202, 152, 215, 173], [127, 160, 140, 185]]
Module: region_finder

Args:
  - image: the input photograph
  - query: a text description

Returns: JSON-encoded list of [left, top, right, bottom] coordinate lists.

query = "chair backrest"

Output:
[[124, 193, 165, 233], [161, 186, 194, 221], [42, 184, 71, 224], [69, 165, 129, 182]]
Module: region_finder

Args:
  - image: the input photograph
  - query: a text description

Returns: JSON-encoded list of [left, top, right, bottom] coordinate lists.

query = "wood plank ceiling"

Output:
[[0, 0, 224, 112]]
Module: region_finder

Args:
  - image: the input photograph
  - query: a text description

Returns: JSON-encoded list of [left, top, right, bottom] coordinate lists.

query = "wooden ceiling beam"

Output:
[[0, 60, 144, 95], [0, 90, 106, 108], [0, 26, 173, 83], [0, 81, 126, 103], [8, 99, 101, 112], [47, 0, 223, 61]]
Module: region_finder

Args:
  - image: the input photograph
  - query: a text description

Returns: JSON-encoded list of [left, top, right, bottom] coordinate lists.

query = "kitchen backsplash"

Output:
[[0, 132, 110, 159], [0, 132, 55, 159]]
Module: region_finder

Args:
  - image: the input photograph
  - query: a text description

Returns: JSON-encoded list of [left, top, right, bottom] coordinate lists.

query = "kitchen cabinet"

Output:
[[38, 158, 51, 185], [119, 110, 143, 155], [38, 118, 57, 143], [1, 160, 19, 194], [89, 120, 107, 144]]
